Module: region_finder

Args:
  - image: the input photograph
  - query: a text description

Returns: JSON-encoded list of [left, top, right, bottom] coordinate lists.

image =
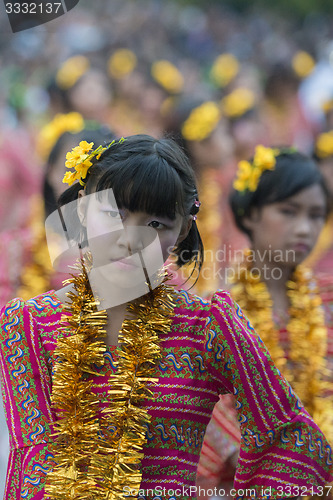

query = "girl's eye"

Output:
[[310, 212, 326, 220], [104, 210, 122, 219], [148, 220, 165, 229], [280, 208, 296, 216]]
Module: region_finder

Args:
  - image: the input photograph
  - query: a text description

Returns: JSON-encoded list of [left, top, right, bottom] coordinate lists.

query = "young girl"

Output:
[[0, 135, 332, 500], [197, 146, 333, 497]]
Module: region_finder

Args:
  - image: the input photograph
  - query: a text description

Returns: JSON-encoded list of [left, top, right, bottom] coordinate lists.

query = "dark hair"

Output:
[[230, 150, 329, 238], [43, 125, 116, 218], [264, 63, 300, 103], [58, 134, 204, 275]]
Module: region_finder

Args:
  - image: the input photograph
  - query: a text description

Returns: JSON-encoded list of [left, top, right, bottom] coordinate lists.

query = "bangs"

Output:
[[95, 154, 186, 219]]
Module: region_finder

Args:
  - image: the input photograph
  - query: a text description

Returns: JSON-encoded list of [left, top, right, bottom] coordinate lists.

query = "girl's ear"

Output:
[[176, 216, 193, 245], [77, 190, 88, 226]]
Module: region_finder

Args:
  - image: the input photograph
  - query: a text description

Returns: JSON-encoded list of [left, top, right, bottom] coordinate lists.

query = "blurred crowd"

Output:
[[1, 0, 333, 495]]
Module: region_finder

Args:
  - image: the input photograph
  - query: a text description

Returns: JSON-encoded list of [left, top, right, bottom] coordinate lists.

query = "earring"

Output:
[[78, 227, 88, 249]]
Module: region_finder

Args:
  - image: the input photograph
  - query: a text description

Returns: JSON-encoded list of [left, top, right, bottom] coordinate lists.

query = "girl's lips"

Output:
[[291, 243, 310, 253], [110, 257, 140, 270]]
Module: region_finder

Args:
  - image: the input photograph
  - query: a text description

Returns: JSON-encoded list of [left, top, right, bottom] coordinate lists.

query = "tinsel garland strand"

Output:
[[230, 254, 333, 445], [88, 281, 175, 499], [45, 261, 175, 499], [45, 260, 108, 499]]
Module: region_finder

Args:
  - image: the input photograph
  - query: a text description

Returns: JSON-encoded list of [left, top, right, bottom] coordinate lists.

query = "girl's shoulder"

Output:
[[174, 287, 236, 317], [0, 291, 64, 358], [1, 290, 64, 323]]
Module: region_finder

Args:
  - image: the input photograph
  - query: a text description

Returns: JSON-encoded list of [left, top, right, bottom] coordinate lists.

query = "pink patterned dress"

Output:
[[0, 289, 332, 499]]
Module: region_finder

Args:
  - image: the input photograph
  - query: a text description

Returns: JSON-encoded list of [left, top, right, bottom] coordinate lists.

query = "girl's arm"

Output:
[[206, 290, 332, 500]]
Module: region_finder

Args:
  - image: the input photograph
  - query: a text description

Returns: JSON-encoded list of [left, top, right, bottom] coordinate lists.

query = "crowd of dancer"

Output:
[[1, 0, 333, 498]]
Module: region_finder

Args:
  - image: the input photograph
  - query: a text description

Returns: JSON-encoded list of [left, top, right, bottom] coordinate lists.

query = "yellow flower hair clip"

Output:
[[56, 55, 90, 90], [210, 53, 239, 88], [151, 60, 184, 94], [222, 87, 255, 119], [315, 130, 333, 159], [233, 145, 279, 193], [63, 138, 125, 187], [181, 101, 221, 142], [292, 51, 315, 79], [37, 111, 85, 160], [108, 49, 137, 79]]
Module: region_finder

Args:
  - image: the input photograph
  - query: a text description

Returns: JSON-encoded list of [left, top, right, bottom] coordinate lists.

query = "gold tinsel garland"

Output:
[[303, 214, 333, 270], [46, 261, 175, 499], [230, 254, 333, 444]]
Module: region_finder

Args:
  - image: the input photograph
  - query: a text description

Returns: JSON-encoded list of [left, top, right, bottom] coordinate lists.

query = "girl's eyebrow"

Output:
[[281, 200, 326, 210]]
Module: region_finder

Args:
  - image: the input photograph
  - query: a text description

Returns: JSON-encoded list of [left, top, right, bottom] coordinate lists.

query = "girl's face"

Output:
[[189, 120, 234, 169], [80, 190, 187, 288], [244, 184, 327, 268]]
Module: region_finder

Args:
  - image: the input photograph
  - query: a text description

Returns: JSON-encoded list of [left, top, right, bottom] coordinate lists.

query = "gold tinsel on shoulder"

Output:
[[45, 261, 175, 499], [229, 254, 333, 445]]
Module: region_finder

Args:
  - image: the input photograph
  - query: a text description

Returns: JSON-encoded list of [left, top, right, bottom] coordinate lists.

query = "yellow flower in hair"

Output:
[[222, 88, 255, 118], [248, 166, 262, 192], [65, 141, 94, 167], [108, 49, 137, 79], [181, 101, 221, 142], [253, 145, 277, 170], [233, 145, 278, 192], [56, 55, 90, 90], [315, 131, 333, 158], [37, 112, 84, 160], [210, 53, 239, 87], [64, 141, 94, 186], [63, 138, 125, 187], [63, 170, 80, 187], [151, 60, 184, 94], [292, 51, 315, 79], [233, 160, 252, 192]]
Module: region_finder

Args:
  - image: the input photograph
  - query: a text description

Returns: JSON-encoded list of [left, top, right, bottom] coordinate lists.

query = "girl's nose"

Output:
[[295, 215, 312, 236], [115, 224, 145, 254]]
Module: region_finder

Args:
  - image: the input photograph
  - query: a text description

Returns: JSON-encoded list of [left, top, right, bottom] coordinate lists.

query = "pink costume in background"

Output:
[[0, 130, 41, 307], [0, 289, 332, 499]]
